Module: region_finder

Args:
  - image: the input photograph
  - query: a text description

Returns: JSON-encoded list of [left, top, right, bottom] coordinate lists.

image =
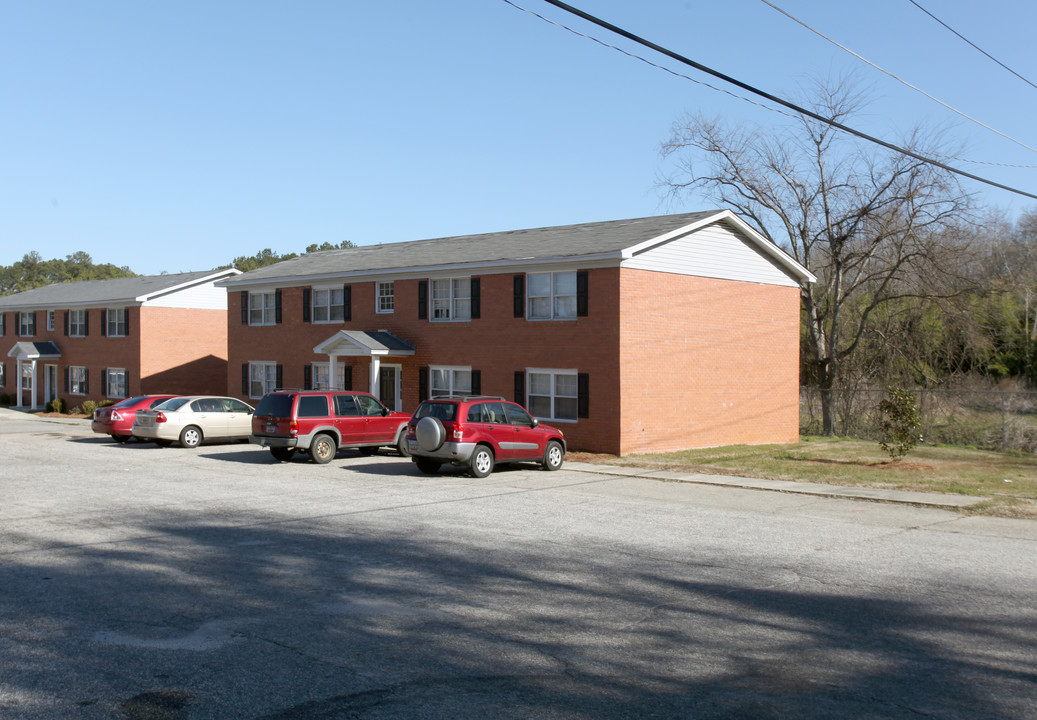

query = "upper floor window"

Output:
[[249, 292, 277, 326], [527, 271, 577, 320], [431, 278, 471, 321], [69, 310, 88, 337], [431, 366, 471, 397], [312, 287, 345, 323], [18, 311, 35, 337], [376, 282, 394, 314], [106, 308, 128, 337], [47, 311, 55, 332]]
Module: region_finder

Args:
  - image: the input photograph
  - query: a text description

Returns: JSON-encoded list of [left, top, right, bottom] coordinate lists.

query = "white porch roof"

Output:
[[313, 330, 415, 357], [7, 341, 62, 360]]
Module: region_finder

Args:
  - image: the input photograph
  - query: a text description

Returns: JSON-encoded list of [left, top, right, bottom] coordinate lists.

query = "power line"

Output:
[[758, 0, 1037, 155], [515, 0, 1037, 201], [907, 0, 1037, 93]]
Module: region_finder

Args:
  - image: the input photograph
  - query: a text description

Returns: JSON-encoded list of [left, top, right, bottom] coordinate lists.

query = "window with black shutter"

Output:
[[419, 366, 429, 401], [514, 371, 525, 405], [343, 285, 352, 321], [417, 281, 427, 319], [470, 278, 480, 319], [471, 369, 481, 395], [302, 288, 311, 323], [241, 291, 249, 324], [303, 365, 312, 390], [275, 289, 282, 324], [513, 275, 525, 318], [577, 271, 589, 317]]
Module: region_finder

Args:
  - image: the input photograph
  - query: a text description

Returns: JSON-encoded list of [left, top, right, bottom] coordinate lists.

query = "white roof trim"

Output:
[[134, 268, 242, 302]]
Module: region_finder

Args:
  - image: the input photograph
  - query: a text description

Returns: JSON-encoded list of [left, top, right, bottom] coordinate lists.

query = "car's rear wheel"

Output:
[[310, 433, 337, 464], [112, 434, 131, 443], [415, 457, 441, 474], [270, 447, 295, 462], [179, 426, 202, 449], [542, 440, 564, 471], [469, 445, 494, 478]]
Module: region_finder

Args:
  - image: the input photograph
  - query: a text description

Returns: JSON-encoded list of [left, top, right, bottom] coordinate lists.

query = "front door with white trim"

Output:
[[45, 364, 58, 407], [378, 365, 401, 412]]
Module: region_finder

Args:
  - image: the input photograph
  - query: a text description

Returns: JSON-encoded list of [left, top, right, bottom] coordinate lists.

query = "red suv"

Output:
[[406, 396, 566, 477], [251, 390, 411, 464]]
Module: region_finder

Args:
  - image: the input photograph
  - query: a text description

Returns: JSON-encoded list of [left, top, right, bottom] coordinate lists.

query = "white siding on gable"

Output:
[[621, 224, 800, 287], [143, 282, 230, 310]]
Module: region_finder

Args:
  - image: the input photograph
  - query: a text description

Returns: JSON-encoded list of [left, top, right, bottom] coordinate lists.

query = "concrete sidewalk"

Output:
[[564, 461, 991, 510]]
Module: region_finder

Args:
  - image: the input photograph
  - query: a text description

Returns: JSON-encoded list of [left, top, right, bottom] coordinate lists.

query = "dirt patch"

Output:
[[33, 411, 90, 419]]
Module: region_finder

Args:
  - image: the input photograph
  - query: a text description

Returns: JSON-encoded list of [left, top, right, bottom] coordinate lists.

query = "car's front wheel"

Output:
[[542, 440, 564, 471], [396, 432, 412, 458], [469, 445, 495, 478], [112, 434, 131, 443], [310, 433, 337, 464], [179, 426, 202, 449]]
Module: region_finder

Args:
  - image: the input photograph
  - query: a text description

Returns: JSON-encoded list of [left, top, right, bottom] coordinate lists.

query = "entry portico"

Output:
[[313, 330, 415, 405], [7, 341, 61, 410]]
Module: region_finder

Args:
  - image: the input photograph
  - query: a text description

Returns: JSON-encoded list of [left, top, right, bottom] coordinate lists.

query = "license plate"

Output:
[[265, 424, 277, 433]]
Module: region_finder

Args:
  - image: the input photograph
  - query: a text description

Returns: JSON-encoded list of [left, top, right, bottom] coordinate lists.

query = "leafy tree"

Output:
[[231, 240, 357, 272], [0, 251, 135, 295], [661, 78, 977, 433]]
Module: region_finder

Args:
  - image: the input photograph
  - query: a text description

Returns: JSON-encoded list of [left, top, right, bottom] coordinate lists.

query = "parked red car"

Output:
[[91, 395, 178, 442]]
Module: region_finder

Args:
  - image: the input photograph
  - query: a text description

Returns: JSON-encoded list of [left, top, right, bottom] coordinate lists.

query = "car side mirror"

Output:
[[382, 407, 390, 416], [531, 418, 539, 428]]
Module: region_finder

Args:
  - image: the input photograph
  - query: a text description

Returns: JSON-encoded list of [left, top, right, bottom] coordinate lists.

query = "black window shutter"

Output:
[[101, 369, 107, 395], [84, 368, 89, 395], [471, 369, 481, 395], [578, 373, 590, 418], [343, 284, 352, 321], [125, 308, 131, 336], [514, 371, 525, 405], [64, 311, 69, 336], [0, 312, 5, 336], [344, 365, 353, 390], [101, 309, 107, 337], [303, 365, 312, 390], [419, 366, 428, 401], [577, 271, 589, 317], [275, 289, 283, 324], [303, 288, 311, 323], [242, 364, 249, 395], [241, 291, 249, 324], [64, 367, 69, 392], [470, 278, 480, 319], [84, 310, 89, 337], [276, 365, 283, 390], [513, 275, 525, 318], [418, 281, 428, 319]]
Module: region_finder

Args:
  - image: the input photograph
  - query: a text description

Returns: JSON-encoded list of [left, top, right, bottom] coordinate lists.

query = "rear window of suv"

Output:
[[255, 394, 294, 417], [414, 401, 458, 422]]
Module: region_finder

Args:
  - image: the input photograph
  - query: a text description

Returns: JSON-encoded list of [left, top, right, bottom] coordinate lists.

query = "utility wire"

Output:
[[908, 0, 1037, 93], [759, 0, 1037, 155], [512, 0, 1037, 201]]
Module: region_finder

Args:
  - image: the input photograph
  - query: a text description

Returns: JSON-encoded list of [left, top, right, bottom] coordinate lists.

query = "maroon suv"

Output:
[[251, 389, 411, 463], [406, 395, 566, 477]]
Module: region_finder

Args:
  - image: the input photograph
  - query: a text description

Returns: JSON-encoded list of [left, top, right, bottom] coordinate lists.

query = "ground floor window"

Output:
[[250, 362, 278, 398], [431, 366, 471, 397], [312, 362, 347, 390], [527, 369, 578, 421], [21, 364, 33, 394], [0, 362, 5, 388], [69, 366, 88, 395], [105, 368, 128, 399]]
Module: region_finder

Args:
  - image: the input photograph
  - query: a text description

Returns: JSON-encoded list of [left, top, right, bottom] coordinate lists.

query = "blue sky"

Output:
[[2, 0, 1036, 276]]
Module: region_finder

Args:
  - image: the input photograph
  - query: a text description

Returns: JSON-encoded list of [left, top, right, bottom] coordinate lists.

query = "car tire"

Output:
[[542, 440, 564, 471], [415, 457, 441, 475], [270, 447, 295, 462], [415, 416, 446, 452], [469, 445, 494, 478], [396, 430, 412, 458], [112, 434, 131, 443], [179, 426, 202, 449], [310, 433, 337, 464]]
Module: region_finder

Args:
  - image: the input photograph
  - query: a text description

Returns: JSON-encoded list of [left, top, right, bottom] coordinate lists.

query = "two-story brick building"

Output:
[[0, 269, 240, 410], [219, 211, 814, 455]]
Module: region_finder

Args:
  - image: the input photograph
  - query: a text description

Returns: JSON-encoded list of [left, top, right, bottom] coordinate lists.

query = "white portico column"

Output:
[[29, 359, 38, 410], [329, 354, 339, 390], [369, 355, 381, 396]]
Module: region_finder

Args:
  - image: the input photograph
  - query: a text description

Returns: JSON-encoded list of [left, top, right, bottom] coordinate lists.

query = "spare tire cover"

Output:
[[415, 416, 446, 452]]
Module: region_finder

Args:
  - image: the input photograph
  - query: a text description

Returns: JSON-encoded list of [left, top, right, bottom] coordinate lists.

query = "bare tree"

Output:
[[660, 79, 976, 434]]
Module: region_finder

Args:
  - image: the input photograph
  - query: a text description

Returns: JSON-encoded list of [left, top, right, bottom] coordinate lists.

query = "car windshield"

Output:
[[114, 396, 149, 408], [157, 397, 192, 411], [255, 394, 293, 417], [414, 401, 457, 422]]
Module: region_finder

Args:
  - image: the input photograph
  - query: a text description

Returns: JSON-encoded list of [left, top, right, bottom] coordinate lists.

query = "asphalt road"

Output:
[[1, 410, 1035, 719]]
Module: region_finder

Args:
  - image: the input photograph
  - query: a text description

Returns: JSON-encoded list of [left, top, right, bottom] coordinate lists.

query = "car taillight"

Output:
[[155, 412, 167, 423], [289, 420, 299, 437], [451, 423, 464, 441], [111, 410, 123, 421]]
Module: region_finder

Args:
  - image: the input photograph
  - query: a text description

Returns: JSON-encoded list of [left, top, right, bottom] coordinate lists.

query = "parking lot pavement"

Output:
[[2, 408, 1036, 719]]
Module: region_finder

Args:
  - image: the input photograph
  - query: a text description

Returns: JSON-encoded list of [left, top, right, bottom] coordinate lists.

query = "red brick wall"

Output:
[[138, 307, 229, 396], [618, 269, 801, 454]]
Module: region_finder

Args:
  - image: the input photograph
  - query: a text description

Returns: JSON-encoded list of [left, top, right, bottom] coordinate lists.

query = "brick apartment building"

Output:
[[219, 211, 814, 455], [0, 269, 240, 410]]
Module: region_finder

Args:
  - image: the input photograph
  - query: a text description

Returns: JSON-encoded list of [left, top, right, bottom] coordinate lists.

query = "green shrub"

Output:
[[80, 400, 97, 416], [49, 397, 65, 414], [878, 387, 923, 461]]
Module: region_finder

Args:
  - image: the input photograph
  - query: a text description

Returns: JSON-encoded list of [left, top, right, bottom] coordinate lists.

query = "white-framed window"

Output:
[[0, 362, 5, 388], [106, 368, 128, 399], [249, 292, 277, 326], [70, 366, 88, 395], [430, 366, 471, 397], [376, 281, 394, 314], [106, 308, 128, 337], [527, 369, 578, 422], [18, 311, 34, 336], [47, 311, 55, 332], [249, 361, 278, 398], [21, 364, 32, 393], [431, 278, 471, 321], [69, 310, 87, 337], [312, 362, 347, 390], [312, 287, 344, 323], [527, 271, 577, 320]]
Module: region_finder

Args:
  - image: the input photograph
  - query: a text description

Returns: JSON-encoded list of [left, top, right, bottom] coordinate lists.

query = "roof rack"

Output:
[[426, 395, 507, 401]]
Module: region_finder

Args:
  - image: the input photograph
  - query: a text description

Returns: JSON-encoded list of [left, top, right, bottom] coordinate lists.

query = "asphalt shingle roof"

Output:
[[0, 269, 238, 308], [220, 212, 722, 285]]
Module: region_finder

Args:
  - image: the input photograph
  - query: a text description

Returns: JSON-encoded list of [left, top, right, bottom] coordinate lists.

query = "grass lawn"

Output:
[[571, 438, 1037, 519]]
